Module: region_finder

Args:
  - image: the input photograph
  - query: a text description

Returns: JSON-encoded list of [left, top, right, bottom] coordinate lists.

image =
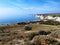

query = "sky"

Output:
[[0, 0, 60, 23]]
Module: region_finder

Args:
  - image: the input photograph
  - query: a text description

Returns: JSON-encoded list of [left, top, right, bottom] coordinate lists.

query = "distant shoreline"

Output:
[[0, 13, 60, 25]]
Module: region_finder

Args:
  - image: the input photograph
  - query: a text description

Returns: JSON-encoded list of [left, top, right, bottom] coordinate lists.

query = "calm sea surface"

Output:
[[0, 14, 39, 24]]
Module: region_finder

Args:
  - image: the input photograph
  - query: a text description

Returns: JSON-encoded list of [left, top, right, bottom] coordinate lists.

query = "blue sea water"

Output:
[[0, 14, 39, 24]]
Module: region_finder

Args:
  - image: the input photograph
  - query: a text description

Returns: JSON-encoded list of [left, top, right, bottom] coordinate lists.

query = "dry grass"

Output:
[[30, 24, 60, 32], [0, 24, 60, 45]]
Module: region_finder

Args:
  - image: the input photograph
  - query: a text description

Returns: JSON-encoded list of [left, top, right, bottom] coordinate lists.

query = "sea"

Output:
[[0, 14, 39, 24]]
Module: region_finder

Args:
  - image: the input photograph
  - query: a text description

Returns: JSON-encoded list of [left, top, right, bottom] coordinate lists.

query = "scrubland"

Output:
[[0, 23, 60, 45]]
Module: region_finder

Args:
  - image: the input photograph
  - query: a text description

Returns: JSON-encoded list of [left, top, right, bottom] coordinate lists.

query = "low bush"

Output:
[[17, 22, 29, 25], [24, 26, 32, 31], [40, 20, 60, 25], [39, 30, 51, 35]]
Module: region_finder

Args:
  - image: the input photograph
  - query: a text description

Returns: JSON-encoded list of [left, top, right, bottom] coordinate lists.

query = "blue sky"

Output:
[[0, 0, 60, 15], [0, 0, 60, 23]]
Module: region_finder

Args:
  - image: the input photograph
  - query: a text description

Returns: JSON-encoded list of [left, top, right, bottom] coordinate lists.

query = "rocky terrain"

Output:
[[0, 22, 60, 45]]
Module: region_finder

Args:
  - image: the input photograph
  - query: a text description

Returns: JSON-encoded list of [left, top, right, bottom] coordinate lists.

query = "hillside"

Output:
[[0, 23, 60, 45]]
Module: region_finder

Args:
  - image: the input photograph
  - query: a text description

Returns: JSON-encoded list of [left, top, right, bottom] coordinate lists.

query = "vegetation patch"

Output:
[[39, 30, 51, 35], [40, 20, 60, 25], [24, 25, 32, 31]]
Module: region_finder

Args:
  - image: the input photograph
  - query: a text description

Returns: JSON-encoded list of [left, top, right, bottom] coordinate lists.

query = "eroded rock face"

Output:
[[31, 35, 59, 45], [51, 30, 60, 39], [31, 35, 47, 45], [31, 35, 41, 45], [36, 14, 60, 22], [31, 36, 40, 42]]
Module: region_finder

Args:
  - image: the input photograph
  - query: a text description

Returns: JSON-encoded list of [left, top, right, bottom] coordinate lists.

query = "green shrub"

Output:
[[39, 31, 51, 35], [17, 22, 30, 25], [24, 26, 32, 31], [39, 30, 47, 35], [40, 20, 60, 25]]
